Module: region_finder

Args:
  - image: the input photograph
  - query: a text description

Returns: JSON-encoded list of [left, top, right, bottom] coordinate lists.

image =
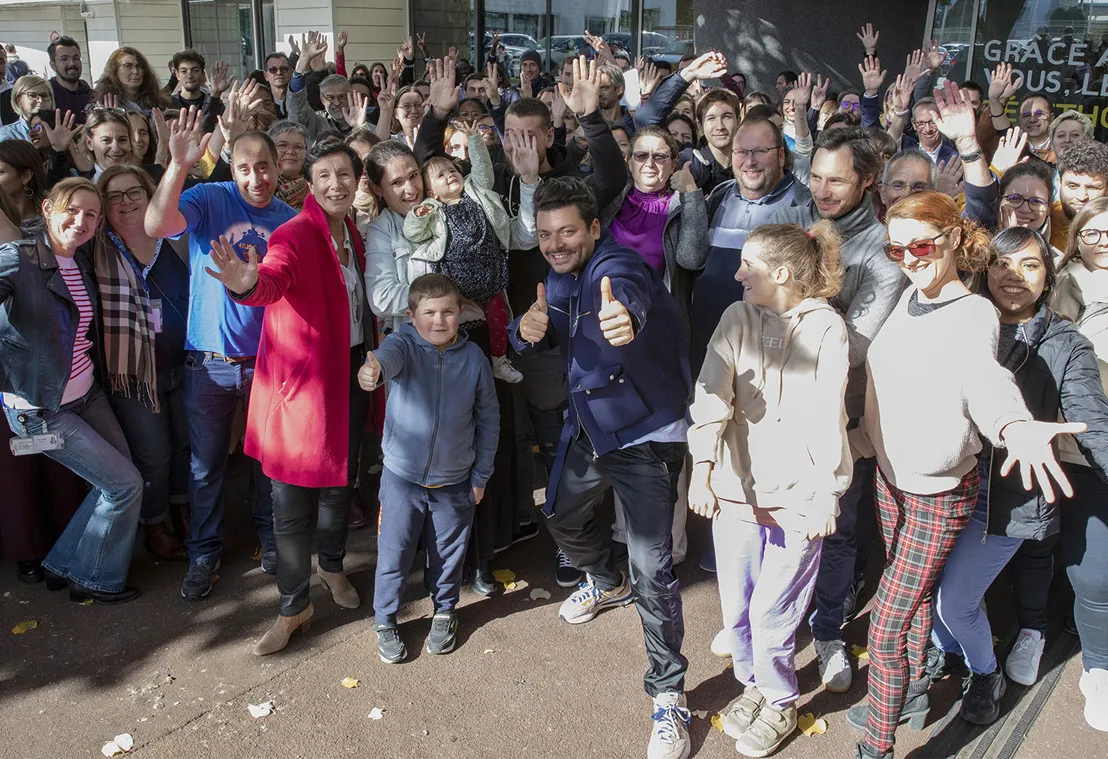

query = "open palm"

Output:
[[204, 235, 258, 295]]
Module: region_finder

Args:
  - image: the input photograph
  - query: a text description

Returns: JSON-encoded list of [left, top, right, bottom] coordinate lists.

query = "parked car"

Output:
[[602, 31, 669, 56], [652, 38, 694, 66], [484, 32, 540, 77], [539, 35, 591, 71]]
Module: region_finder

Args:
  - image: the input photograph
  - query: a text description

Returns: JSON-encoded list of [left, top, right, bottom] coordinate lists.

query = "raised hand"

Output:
[[519, 282, 549, 344], [993, 125, 1030, 174], [639, 59, 661, 98], [551, 83, 567, 127], [793, 71, 816, 110], [932, 79, 978, 146], [681, 50, 728, 83], [288, 34, 300, 57], [336, 30, 348, 51], [903, 49, 925, 86], [209, 59, 231, 97], [427, 57, 459, 118], [935, 158, 964, 197], [43, 109, 76, 152], [98, 92, 120, 109], [151, 107, 171, 164], [670, 164, 697, 193], [1000, 420, 1089, 503], [857, 23, 880, 55], [598, 276, 634, 346], [890, 73, 913, 113], [448, 45, 459, 60], [859, 56, 886, 96], [357, 351, 382, 391], [301, 30, 328, 63], [519, 68, 534, 99], [989, 61, 1023, 109], [205, 235, 258, 295], [559, 56, 600, 116], [342, 89, 368, 128], [810, 74, 830, 110], [168, 105, 212, 167], [219, 79, 258, 141], [924, 38, 946, 71], [505, 128, 539, 184], [583, 29, 615, 65], [416, 32, 428, 55], [398, 36, 413, 61]]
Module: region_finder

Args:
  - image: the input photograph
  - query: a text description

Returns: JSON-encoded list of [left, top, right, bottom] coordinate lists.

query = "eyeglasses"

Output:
[[276, 142, 306, 154], [1077, 228, 1108, 245], [733, 146, 779, 159], [1001, 193, 1049, 211], [396, 104, 423, 112], [912, 119, 937, 130], [106, 186, 146, 205], [630, 151, 672, 164], [884, 229, 949, 262], [840, 102, 861, 112], [476, 123, 494, 133], [21, 91, 52, 103], [267, 65, 291, 74], [884, 180, 932, 193], [1021, 109, 1050, 120], [118, 61, 145, 72]]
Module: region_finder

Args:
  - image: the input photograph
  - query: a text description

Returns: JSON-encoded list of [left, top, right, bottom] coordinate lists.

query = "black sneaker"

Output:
[[261, 546, 277, 575], [925, 645, 968, 681], [843, 575, 865, 623], [512, 521, 541, 546], [960, 668, 1006, 725], [376, 624, 407, 663], [426, 611, 458, 654], [180, 558, 220, 601], [555, 548, 585, 588]]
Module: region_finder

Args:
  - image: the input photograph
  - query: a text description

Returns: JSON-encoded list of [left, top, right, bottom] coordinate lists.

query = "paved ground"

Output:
[[0, 470, 1102, 759]]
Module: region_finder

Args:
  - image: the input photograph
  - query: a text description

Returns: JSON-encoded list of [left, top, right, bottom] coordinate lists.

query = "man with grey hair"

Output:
[[597, 63, 634, 133], [890, 97, 957, 166], [878, 148, 936, 210], [288, 32, 362, 140]]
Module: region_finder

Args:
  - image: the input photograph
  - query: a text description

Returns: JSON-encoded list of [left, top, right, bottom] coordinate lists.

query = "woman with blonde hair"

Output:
[[689, 220, 852, 757], [93, 47, 169, 114], [1049, 109, 1094, 160], [0, 75, 56, 142]]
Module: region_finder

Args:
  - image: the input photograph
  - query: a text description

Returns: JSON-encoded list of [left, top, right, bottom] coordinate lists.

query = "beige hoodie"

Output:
[[688, 298, 852, 532]]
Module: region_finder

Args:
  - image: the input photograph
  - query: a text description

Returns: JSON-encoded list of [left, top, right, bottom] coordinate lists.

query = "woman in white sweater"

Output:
[[848, 192, 1084, 759], [688, 220, 852, 758]]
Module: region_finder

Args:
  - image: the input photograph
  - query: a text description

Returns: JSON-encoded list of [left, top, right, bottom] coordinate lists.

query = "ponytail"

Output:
[[748, 220, 844, 300]]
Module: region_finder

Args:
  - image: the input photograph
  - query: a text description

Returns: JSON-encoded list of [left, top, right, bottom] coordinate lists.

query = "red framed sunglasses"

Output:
[[883, 229, 950, 262]]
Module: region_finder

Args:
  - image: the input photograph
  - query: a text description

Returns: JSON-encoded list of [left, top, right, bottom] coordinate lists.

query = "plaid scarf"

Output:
[[277, 176, 309, 210], [94, 230, 159, 411]]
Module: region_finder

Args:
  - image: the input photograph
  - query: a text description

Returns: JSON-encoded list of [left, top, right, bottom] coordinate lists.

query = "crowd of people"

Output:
[[1, 21, 1107, 759]]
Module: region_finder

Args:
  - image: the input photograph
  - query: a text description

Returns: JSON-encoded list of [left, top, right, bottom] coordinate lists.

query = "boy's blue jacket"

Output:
[[510, 233, 692, 514], [375, 323, 500, 489]]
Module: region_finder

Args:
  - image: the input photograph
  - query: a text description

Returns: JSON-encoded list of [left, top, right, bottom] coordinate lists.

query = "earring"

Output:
[[24, 186, 34, 199]]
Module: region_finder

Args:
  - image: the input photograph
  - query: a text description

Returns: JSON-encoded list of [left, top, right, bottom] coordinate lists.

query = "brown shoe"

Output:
[[348, 492, 368, 529], [253, 603, 314, 656], [318, 569, 360, 608], [145, 522, 188, 561]]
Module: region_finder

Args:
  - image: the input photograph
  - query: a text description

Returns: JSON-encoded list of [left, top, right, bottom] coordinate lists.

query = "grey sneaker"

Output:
[[426, 611, 457, 655], [735, 703, 796, 758], [815, 639, 852, 693], [722, 686, 766, 739], [180, 557, 220, 601], [375, 624, 407, 664], [648, 692, 690, 759], [558, 572, 634, 624]]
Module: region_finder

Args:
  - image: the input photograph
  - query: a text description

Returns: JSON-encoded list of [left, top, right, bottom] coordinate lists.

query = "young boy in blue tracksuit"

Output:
[[357, 273, 499, 663]]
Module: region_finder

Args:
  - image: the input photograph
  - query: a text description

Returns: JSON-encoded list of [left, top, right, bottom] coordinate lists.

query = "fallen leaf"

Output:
[[850, 644, 870, 661], [993, 635, 1000, 645], [529, 587, 551, 601], [483, 649, 496, 654], [504, 582, 517, 590], [691, 710, 709, 719], [710, 713, 724, 733], [113, 734, 134, 751], [798, 713, 828, 736], [11, 619, 38, 634], [247, 701, 274, 718], [341, 677, 360, 689], [492, 569, 516, 584], [252, 547, 262, 561], [80, 598, 94, 606], [367, 707, 384, 720]]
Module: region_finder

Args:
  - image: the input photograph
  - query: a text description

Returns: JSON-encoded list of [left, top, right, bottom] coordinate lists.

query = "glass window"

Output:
[[642, 0, 693, 60], [410, 0, 476, 77], [186, 0, 274, 78], [928, 0, 976, 85]]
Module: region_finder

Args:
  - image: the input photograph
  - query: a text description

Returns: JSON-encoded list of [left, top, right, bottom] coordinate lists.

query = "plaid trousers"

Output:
[[864, 465, 978, 753]]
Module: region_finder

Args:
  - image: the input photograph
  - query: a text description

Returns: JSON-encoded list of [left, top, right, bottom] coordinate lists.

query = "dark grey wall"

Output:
[[692, 1, 932, 97]]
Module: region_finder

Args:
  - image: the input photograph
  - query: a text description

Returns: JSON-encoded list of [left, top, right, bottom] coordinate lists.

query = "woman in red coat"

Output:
[[206, 139, 371, 655]]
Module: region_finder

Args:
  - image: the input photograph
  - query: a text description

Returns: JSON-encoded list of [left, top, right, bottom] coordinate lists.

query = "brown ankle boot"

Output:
[[253, 603, 314, 656], [145, 522, 188, 561], [318, 569, 360, 609]]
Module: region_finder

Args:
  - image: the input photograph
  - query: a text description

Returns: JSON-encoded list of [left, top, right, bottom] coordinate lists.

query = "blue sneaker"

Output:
[[180, 557, 220, 601], [649, 692, 691, 759]]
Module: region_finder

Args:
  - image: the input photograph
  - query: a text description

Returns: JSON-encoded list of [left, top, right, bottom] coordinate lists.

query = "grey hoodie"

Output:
[[374, 323, 500, 489]]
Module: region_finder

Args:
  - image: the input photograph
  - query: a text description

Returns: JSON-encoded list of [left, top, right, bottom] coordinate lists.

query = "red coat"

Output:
[[241, 194, 368, 488]]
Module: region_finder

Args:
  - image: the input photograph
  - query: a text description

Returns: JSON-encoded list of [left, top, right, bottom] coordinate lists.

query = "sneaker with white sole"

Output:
[[722, 686, 765, 739], [558, 572, 634, 624], [814, 639, 852, 693], [735, 702, 796, 758], [711, 628, 731, 658], [1005, 628, 1045, 686], [491, 355, 523, 383], [648, 692, 691, 759], [1080, 668, 1108, 732]]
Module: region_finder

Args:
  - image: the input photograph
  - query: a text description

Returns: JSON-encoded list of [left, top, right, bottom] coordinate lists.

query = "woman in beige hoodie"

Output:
[[688, 220, 852, 758]]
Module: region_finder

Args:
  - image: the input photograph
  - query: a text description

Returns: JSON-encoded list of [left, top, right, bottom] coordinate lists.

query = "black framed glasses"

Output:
[[106, 186, 147, 205], [1001, 193, 1050, 211], [884, 180, 932, 193], [1077, 228, 1108, 245], [733, 146, 780, 159]]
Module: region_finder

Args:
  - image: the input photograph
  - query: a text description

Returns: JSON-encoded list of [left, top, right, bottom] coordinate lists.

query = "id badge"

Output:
[[10, 433, 64, 456], [150, 299, 164, 334]]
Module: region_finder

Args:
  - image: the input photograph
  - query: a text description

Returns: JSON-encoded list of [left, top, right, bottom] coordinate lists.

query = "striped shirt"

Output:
[[57, 256, 95, 405]]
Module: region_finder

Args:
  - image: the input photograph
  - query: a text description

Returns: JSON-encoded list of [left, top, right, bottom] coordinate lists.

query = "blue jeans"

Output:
[[932, 503, 1023, 674], [109, 365, 190, 524], [1060, 465, 1108, 671], [4, 385, 143, 592], [183, 351, 273, 561], [810, 456, 875, 641]]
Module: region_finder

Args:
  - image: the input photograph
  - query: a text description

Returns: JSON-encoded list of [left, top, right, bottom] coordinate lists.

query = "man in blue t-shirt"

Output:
[[147, 123, 296, 601]]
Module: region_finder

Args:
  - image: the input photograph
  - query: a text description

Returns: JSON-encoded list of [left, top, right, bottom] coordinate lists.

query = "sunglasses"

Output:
[[884, 229, 949, 262], [267, 65, 291, 74], [840, 102, 861, 112], [630, 151, 672, 164]]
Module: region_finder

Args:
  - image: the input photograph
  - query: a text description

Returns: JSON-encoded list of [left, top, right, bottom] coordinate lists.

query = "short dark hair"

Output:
[[534, 177, 599, 226], [653, 59, 673, 74], [1058, 139, 1108, 180], [171, 49, 206, 71], [349, 76, 372, 92], [264, 52, 289, 68], [865, 127, 899, 163], [987, 227, 1056, 308], [302, 137, 364, 182], [695, 88, 740, 126], [631, 125, 680, 160], [506, 97, 552, 130], [456, 96, 487, 115], [408, 273, 462, 311], [365, 139, 417, 184], [664, 112, 696, 137], [737, 117, 793, 170], [742, 104, 776, 122], [609, 121, 631, 141], [464, 73, 485, 88], [777, 70, 799, 84], [999, 158, 1055, 199], [1019, 92, 1055, 114], [229, 131, 278, 163], [814, 125, 882, 182], [960, 80, 984, 99], [344, 126, 381, 150], [822, 111, 861, 130], [47, 36, 81, 63]]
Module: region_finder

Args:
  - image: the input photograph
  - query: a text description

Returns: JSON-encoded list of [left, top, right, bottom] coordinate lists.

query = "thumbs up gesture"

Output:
[[598, 276, 634, 346], [357, 351, 382, 391], [519, 282, 550, 344]]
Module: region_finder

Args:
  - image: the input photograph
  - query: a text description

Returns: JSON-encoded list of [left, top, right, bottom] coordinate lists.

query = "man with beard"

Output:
[[47, 37, 91, 125], [1050, 140, 1108, 249], [288, 32, 360, 141], [170, 49, 213, 112]]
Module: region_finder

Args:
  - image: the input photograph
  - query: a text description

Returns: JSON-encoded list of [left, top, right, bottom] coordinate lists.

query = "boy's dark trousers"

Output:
[[373, 467, 476, 624]]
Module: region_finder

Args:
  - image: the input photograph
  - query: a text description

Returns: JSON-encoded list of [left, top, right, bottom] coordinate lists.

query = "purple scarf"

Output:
[[610, 188, 671, 273]]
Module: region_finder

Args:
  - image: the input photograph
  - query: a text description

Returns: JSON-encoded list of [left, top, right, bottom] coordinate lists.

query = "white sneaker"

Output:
[[557, 572, 634, 624], [814, 639, 852, 693], [1079, 668, 1108, 731], [1005, 628, 1045, 686], [711, 628, 731, 658], [648, 692, 691, 759], [491, 355, 523, 383]]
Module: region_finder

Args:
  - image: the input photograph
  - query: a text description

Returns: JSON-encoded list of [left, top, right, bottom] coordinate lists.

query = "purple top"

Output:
[[610, 188, 671, 273]]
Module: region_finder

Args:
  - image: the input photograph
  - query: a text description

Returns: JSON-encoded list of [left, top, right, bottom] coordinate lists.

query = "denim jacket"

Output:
[[0, 234, 102, 411]]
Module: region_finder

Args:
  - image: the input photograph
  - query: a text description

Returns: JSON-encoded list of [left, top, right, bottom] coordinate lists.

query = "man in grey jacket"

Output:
[[771, 126, 906, 696], [287, 32, 359, 141]]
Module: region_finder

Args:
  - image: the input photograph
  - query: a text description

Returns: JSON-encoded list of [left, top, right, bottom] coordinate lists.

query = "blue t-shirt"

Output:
[[178, 182, 296, 356]]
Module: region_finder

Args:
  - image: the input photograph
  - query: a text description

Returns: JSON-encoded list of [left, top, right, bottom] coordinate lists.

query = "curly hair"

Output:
[[93, 47, 170, 111], [886, 191, 994, 273]]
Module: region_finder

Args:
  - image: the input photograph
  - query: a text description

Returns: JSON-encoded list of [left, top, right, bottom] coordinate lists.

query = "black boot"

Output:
[[847, 684, 930, 732], [856, 742, 892, 759], [960, 668, 1006, 725], [16, 561, 44, 584]]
